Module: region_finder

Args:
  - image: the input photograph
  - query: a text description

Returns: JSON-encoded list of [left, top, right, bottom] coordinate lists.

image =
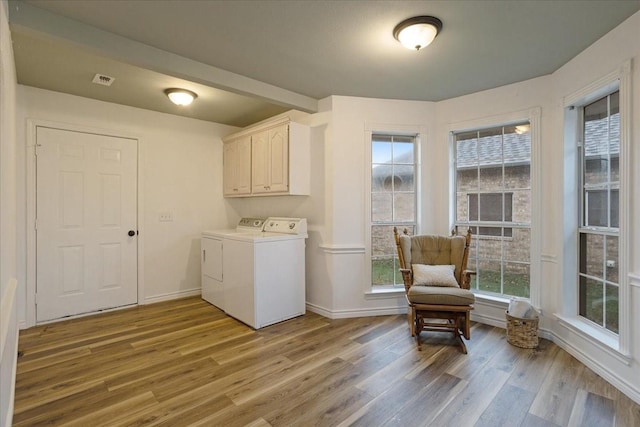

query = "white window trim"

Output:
[[364, 122, 425, 294], [561, 59, 632, 356], [448, 107, 542, 310]]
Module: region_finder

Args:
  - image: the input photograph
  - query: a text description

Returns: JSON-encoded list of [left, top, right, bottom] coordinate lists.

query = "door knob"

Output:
[[128, 230, 136, 237]]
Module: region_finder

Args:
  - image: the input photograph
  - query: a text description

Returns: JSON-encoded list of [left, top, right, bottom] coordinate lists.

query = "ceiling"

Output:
[[8, 0, 640, 127]]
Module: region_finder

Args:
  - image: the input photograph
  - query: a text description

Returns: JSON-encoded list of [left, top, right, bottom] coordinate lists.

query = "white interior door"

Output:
[[36, 126, 138, 322]]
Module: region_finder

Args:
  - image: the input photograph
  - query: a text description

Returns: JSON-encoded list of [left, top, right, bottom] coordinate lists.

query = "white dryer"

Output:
[[201, 218, 266, 310]]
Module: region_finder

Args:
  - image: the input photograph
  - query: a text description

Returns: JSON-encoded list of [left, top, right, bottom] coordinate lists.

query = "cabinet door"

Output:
[[223, 142, 236, 195], [251, 129, 270, 193], [268, 125, 289, 192], [235, 137, 251, 194], [223, 137, 251, 196]]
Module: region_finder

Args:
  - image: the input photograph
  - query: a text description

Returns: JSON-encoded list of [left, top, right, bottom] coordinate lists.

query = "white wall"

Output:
[[316, 96, 437, 316], [15, 86, 238, 324], [8, 5, 640, 409], [434, 75, 551, 327], [309, 10, 640, 402], [545, 10, 640, 404], [285, 10, 639, 402], [0, 0, 19, 424]]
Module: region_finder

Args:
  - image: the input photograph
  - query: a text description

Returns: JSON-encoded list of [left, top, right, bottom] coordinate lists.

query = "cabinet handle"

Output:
[[203, 249, 206, 263]]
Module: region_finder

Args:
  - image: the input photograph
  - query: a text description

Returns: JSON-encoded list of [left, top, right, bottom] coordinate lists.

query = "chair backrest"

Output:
[[394, 228, 471, 286]]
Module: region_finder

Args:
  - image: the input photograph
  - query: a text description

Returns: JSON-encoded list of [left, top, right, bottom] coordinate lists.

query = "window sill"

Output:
[[473, 293, 511, 307], [366, 288, 405, 300], [554, 313, 631, 366]]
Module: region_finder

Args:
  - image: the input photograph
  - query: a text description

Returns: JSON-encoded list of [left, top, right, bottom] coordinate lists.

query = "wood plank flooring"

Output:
[[13, 297, 640, 426]]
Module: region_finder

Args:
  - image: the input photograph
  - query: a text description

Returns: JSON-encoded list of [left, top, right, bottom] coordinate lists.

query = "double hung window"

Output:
[[578, 91, 620, 333], [453, 123, 531, 298], [370, 134, 417, 288]]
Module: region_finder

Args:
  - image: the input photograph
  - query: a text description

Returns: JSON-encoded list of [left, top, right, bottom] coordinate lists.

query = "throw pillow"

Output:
[[412, 264, 459, 287]]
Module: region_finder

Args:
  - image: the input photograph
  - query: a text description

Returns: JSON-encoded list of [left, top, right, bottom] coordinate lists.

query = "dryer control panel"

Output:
[[236, 217, 266, 231], [263, 217, 307, 235]]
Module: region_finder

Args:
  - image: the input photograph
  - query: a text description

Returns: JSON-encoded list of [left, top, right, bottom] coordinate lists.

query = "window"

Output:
[[370, 134, 417, 287], [454, 123, 531, 298], [578, 91, 619, 334]]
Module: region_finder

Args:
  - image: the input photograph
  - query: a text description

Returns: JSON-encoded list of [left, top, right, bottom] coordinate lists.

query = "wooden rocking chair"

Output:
[[393, 227, 476, 353]]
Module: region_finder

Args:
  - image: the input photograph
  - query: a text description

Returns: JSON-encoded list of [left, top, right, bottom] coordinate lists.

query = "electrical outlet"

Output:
[[159, 212, 173, 222]]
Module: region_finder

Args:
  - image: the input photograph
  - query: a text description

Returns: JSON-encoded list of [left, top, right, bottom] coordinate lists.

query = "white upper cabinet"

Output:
[[222, 115, 310, 197]]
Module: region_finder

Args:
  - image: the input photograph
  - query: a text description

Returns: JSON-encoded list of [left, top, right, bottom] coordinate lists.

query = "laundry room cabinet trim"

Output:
[[222, 116, 310, 197]]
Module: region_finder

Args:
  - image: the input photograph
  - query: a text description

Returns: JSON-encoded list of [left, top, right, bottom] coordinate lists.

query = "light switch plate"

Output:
[[159, 212, 173, 222]]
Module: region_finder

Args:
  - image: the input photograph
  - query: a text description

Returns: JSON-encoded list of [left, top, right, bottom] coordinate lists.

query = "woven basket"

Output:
[[505, 310, 539, 348]]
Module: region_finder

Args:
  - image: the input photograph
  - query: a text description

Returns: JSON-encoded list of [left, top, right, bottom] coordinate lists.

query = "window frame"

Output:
[[453, 122, 532, 299], [560, 60, 631, 355], [448, 108, 541, 308], [365, 126, 422, 293]]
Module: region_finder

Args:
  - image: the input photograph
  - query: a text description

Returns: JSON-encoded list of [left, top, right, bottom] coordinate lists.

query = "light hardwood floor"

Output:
[[13, 297, 640, 426]]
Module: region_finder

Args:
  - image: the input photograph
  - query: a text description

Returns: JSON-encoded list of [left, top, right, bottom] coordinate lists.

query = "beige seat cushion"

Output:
[[407, 286, 475, 306]]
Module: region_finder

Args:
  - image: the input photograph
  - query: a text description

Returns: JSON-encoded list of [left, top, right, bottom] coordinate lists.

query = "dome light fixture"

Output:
[[165, 88, 197, 106], [393, 16, 443, 51]]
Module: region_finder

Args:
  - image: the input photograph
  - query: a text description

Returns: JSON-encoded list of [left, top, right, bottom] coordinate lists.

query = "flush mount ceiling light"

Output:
[[165, 88, 197, 106], [393, 16, 443, 51]]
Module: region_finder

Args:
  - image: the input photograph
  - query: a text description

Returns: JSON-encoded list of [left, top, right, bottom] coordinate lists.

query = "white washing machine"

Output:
[[201, 217, 308, 329], [201, 218, 266, 310]]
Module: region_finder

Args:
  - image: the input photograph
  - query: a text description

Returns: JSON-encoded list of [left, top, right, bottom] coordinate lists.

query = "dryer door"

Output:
[[202, 237, 223, 281]]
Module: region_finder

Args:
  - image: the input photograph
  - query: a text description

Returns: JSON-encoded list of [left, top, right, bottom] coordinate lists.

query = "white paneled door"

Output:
[[36, 127, 138, 322]]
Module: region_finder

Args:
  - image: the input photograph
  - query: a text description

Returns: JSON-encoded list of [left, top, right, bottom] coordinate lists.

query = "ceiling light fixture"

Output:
[[165, 88, 197, 106], [393, 16, 443, 51]]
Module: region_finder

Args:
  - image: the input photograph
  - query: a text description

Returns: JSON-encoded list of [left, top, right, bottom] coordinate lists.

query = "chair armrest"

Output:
[[461, 270, 476, 290], [400, 268, 413, 293]]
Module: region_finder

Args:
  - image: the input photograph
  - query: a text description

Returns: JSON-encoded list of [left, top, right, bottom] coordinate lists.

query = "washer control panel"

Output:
[[263, 217, 308, 235]]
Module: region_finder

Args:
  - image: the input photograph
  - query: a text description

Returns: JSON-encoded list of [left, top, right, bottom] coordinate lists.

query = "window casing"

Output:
[[370, 134, 417, 288], [454, 123, 531, 298], [578, 91, 620, 334]]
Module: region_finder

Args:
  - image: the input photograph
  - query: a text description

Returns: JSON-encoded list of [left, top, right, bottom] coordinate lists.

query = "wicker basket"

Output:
[[505, 310, 539, 348]]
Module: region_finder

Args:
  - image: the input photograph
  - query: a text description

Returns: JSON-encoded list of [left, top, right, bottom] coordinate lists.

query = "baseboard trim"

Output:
[[470, 311, 506, 329], [306, 302, 406, 319], [144, 288, 201, 305]]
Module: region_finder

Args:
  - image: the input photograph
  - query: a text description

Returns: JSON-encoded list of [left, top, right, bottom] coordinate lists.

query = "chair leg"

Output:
[[408, 306, 416, 337], [455, 331, 468, 354], [462, 312, 471, 340], [415, 315, 424, 351]]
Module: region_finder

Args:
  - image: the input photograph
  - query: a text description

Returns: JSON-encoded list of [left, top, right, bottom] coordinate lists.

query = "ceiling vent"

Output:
[[92, 73, 115, 86]]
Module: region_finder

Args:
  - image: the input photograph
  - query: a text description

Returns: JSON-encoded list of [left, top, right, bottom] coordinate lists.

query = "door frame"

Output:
[[25, 119, 145, 327]]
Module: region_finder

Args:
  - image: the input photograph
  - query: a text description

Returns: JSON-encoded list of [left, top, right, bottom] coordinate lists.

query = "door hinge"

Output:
[[35, 293, 39, 305], [34, 218, 38, 230]]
